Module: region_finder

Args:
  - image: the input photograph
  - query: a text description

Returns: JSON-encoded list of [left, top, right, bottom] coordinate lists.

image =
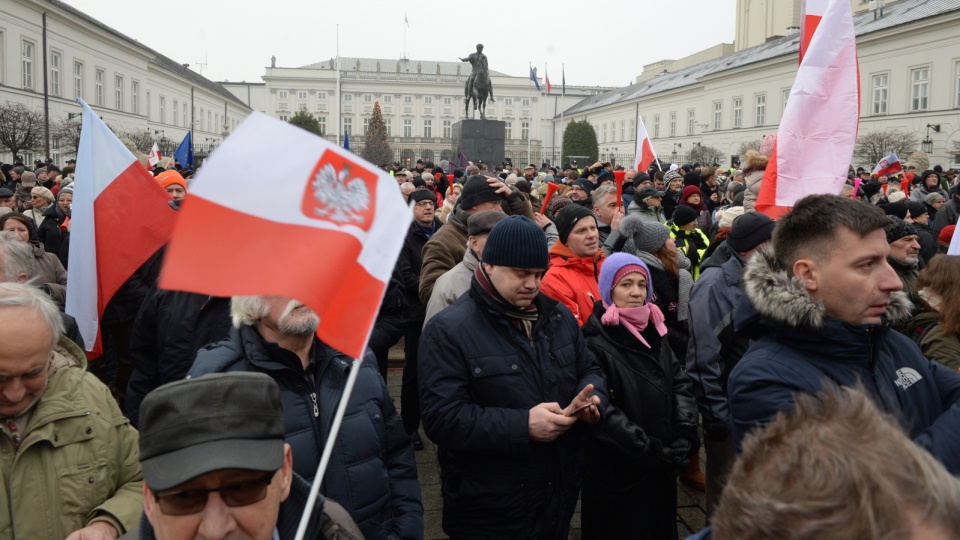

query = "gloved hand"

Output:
[[663, 437, 693, 466]]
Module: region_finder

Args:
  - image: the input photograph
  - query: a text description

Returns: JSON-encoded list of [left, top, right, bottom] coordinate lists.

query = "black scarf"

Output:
[[471, 265, 538, 337]]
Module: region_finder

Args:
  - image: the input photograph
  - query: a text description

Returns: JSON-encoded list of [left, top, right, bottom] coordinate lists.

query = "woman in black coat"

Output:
[[580, 252, 700, 540], [37, 185, 71, 266]]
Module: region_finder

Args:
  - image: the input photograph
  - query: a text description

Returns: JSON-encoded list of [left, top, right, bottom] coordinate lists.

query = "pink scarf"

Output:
[[600, 301, 668, 349]]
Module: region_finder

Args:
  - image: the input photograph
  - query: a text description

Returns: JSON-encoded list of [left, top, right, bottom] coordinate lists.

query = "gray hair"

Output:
[[230, 296, 270, 328], [0, 282, 65, 349], [0, 231, 37, 282], [591, 184, 618, 207]]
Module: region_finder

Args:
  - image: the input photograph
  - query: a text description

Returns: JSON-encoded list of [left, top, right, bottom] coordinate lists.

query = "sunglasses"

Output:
[[153, 471, 274, 515]]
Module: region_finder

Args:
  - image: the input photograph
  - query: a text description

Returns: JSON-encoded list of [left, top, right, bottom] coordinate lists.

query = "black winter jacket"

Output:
[[188, 327, 424, 540], [399, 218, 441, 321], [36, 204, 67, 264], [419, 288, 607, 540], [581, 302, 699, 478], [124, 289, 232, 427], [729, 246, 960, 474]]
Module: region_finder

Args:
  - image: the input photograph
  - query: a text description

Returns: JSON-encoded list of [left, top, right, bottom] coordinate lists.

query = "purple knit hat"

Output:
[[598, 252, 654, 306]]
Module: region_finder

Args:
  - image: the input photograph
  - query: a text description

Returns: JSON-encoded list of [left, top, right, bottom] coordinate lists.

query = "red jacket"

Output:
[[540, 242, 604, 326]]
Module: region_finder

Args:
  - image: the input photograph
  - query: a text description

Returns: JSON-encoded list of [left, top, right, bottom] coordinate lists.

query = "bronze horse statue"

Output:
[[466, 70, 491, 120]]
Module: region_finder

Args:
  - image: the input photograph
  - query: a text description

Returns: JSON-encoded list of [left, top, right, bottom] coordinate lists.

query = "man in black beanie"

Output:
[[420, 215, 607, 540], [542, 205, 604, 325], [418, 174, 535, 305], [568, 179, 594, 207], [686, 211, 775, 517]]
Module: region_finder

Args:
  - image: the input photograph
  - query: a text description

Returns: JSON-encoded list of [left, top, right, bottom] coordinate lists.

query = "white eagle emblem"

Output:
[[310, 163, 370, 224]]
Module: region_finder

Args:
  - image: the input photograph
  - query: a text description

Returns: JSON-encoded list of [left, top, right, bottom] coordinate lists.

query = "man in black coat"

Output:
[[419, 215, 607, 540], [396, 189, 442, 449], [188, 296, 423, 540], [124, 287, 232, 427]]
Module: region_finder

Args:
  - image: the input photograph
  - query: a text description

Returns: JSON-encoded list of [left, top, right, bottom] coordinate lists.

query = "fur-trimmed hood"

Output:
[[741, 244, 913, 330]]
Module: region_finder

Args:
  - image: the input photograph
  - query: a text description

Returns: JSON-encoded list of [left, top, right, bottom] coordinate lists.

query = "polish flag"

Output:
[[159, 112, 411, 359], [800, 0, 829, 63], [148, 142, 162, 167], [871, 153, 904, 177], [755, 0, 859, 219], [67, 99, 178, 353], [634, 115, 659, 173]]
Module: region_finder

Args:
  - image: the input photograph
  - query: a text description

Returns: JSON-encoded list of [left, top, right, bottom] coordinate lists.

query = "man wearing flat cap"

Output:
[[133, 372, 362, 540]]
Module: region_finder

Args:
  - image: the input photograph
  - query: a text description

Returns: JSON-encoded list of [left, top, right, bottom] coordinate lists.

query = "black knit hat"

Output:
[[672, 205, 699, 227], [726, 212, 776, 252], [885, 216, 918, 244], [906, 201, 927, 220], [882, 201, 909, 220], [409, 189, 437, 207], [554, 204, 596, 245], [482, 215, 549, 269], [459, 175, 502, 210], [596, 170, 615, 184]]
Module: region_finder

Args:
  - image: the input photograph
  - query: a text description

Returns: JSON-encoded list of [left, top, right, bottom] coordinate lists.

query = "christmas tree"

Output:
[[362, 101, 393, 168]]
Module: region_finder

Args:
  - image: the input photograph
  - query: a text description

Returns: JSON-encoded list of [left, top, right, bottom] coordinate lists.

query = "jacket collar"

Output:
[[741, 244, 913, 331]]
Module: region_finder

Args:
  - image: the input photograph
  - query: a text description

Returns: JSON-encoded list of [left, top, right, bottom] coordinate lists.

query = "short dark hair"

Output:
[[774, 195, 890, 270]]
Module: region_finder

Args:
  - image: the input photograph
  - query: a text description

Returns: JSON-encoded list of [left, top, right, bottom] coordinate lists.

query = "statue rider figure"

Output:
[[460, 44, 495, 104]]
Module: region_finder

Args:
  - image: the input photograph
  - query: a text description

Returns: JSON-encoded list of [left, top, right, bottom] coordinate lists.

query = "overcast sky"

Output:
[[64, 0, 736, 89]]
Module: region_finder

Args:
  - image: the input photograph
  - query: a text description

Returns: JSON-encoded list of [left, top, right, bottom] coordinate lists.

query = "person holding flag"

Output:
[[186, 295, 423, 540], [156, 111, 425, 538]]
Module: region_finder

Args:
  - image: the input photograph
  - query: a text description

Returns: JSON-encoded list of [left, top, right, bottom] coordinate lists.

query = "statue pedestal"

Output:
[[452, 120, 505, 167]]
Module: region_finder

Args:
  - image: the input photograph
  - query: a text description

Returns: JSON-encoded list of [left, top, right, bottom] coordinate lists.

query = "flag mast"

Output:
[[559, 63, 564, 165], [335, 24, 341, 146]]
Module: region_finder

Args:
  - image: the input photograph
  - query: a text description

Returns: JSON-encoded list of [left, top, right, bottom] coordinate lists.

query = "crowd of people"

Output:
[[1, 144, 960, 540]]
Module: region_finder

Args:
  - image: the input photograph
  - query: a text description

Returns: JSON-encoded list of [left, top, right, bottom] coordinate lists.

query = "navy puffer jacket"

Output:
[[188, 326, 423, 540]]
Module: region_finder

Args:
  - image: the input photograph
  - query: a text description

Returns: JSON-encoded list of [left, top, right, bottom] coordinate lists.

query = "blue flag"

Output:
[[174, 131, 193, 167], [343, 130, 350, 151], [457, 152, 469, 170], [529, 65, 540, 92]]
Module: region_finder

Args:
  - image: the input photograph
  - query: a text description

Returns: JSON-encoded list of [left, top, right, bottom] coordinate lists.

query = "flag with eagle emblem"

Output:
[[159, 112, 411, 358]]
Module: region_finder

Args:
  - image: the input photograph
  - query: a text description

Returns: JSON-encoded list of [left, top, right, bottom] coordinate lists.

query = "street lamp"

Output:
[[921, 124, 940, 154]]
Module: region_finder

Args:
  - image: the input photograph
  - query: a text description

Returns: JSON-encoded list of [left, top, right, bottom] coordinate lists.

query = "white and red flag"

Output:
[[755, 0, 859, 218], [159, 112, 411, 359], [799, 0, 829, 63], [67, 99, 178, 353], [148, 142, 162, 167], [872, 153, 903, 177], [634, 115, 659, 173]]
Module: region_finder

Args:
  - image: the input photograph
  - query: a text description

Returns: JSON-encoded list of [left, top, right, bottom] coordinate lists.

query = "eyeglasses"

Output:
[[414, 201, 434, 208], [153, 472, 274, 515]]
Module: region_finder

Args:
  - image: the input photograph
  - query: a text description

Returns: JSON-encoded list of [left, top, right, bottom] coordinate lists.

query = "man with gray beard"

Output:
[[186, 295, 424, 540]]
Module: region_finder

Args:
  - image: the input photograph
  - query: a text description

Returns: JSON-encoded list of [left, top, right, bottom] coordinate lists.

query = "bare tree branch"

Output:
[[853, 129, 918, 167], [0, 103, 44, 159]]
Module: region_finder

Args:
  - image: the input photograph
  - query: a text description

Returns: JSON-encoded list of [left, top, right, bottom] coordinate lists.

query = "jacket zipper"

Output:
[[310, 392, 319, 418]]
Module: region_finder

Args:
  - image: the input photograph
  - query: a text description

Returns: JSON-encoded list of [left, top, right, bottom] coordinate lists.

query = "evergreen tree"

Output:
[[362, 101, 393, 167], [288, 108, 322, 136], [561, 120, 598, 165]]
